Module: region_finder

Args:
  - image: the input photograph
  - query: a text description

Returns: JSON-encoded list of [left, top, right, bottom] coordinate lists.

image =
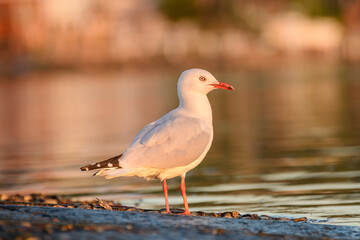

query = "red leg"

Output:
[[162, 179, 170, 214], [180, 175, 190, 215]]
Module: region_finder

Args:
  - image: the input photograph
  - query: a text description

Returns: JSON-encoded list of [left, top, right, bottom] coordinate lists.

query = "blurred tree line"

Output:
[[159, 0, 343, 27], [0, 0, 359, 74]]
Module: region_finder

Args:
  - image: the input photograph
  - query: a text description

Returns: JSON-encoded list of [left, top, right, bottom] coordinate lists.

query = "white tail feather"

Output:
[[96, 168, 135, 179]]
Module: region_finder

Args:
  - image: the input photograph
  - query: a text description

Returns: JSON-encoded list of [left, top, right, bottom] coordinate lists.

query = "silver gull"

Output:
[[81, 68, 234, 215]]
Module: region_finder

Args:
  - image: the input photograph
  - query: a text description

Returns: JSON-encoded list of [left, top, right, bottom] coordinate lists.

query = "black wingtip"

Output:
[[80, 166, 88, 171], [80, 154, 123, 172]]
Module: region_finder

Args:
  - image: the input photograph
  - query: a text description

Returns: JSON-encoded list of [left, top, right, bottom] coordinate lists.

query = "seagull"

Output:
[[80, 69, 234, 215]]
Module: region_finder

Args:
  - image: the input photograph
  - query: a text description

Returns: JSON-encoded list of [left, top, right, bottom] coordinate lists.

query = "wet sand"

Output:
[[0, 194, 359, 239]]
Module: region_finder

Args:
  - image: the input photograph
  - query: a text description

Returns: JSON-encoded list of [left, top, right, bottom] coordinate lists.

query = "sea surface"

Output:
[[1, 63, 359, 226]]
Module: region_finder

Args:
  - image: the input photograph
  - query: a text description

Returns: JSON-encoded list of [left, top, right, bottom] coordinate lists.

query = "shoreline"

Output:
[[0, 194, 359, 239]]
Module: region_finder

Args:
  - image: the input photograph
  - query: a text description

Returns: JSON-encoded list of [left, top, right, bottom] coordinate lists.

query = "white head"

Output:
[[177, 69, 234, 95]]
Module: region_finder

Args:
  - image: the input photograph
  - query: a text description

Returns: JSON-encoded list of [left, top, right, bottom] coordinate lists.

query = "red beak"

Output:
[[211, 81, 235, 90]]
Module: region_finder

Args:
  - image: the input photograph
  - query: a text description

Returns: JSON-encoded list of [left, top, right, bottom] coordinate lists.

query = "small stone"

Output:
[[53, 205, 65, 208], [23, 195, 32, 202], [212, 228, 225, 235], [222, 212, 233, 218], [126, 208, 137, 211], [45, 198, 58, 204], [260, 215, 271, 220], [195, 211, 206, 216], [21, 222, 31, 227], [0, 194, 8, 201], [97, 198, 113, 211], [209, 212, 219, 217], [231, 211, 240, 218], [293, 217, 307, 222]]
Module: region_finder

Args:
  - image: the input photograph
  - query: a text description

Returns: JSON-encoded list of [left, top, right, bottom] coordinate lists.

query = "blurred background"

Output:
[[0, 0, 360, 226], [1, 0, 360, 70]]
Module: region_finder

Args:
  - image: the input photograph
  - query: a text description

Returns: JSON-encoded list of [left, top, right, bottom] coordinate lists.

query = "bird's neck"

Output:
[[178, 91, 213, 120]]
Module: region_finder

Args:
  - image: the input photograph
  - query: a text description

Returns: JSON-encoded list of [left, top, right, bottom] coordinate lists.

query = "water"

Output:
[[0, 63, 359, 226]]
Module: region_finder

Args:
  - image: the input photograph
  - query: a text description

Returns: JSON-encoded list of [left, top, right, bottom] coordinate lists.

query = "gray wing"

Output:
[[121, 116, 212, 169]]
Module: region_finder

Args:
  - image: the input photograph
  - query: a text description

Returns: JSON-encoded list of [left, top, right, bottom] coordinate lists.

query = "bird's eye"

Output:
[[199, 76, 206, 81]]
